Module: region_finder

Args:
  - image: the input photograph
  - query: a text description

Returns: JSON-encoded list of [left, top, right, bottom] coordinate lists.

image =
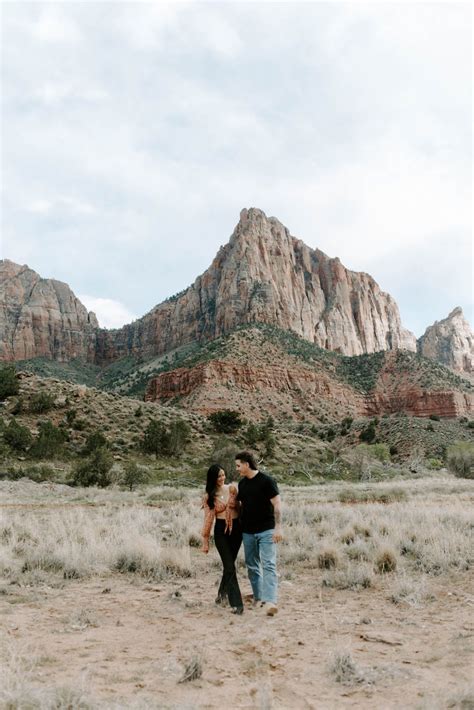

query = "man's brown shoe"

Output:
[[266, 604, 278, 616]]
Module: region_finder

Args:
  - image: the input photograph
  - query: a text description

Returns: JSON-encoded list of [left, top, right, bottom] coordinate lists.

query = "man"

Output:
[[235, 450, 282, 616]]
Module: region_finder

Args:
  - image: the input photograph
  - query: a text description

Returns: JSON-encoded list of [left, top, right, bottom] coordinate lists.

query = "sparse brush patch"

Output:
[[322, 565, 373, 590], [337, 487, 407, 504], [329, 651, 365, 685], [317, 546, 340, 570], [340, 527, 355, 545], [178, 654, 203, 683], [353, 522, 372, 538], [375, 547, 398, 574], [390, 576, 434, 607], [344, 540, 370, 562]]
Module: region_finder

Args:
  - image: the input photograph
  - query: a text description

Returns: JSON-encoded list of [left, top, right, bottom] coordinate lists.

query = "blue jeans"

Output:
[[242, 529, 278, 605]]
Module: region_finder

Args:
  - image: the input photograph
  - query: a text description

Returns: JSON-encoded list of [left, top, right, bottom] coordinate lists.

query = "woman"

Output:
[[201, 464, 243, 615]]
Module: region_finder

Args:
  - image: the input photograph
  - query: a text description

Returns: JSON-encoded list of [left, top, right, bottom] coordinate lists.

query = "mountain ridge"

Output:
[[1, 208, 472, 376]]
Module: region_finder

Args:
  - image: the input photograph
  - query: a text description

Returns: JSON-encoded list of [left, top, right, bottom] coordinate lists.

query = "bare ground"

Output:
[[2, 557, 473, 709]]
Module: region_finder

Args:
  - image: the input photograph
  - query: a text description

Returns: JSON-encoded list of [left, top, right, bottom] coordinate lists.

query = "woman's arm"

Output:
[[201, 495, 215, 553]]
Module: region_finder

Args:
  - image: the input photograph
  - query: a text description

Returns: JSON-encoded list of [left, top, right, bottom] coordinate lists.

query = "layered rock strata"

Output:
[[417, 308, 473, 374], [0, 260, 98, 362], [146, 351, 473, 419]]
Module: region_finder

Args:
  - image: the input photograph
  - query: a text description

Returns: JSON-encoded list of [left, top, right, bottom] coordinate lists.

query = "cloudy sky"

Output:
[[1, 1, 471, 335]]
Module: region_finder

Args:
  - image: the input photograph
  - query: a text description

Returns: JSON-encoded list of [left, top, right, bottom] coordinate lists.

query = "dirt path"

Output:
[[2, 562, 473, 708]]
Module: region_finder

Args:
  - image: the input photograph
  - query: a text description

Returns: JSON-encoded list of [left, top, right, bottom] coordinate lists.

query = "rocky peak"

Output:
[[0, 259, 98, 361], [417, 307, 473, 374]]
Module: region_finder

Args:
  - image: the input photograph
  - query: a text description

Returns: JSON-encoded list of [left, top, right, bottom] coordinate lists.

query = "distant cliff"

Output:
[[0, 260, 98, 362], [418, 308, 473, 375], [95, 207, 416, 362], [3, 209, 472, 377]]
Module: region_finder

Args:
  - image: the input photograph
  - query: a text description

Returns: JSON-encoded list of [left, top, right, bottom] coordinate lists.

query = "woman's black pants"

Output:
[[214, 518, 243, 609]]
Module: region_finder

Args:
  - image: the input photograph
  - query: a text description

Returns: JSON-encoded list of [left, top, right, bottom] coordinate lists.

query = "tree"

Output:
[[122, 461, 149, 491], [4, 419, 32, 452], [30, 421, 66, 459], [244, 423, 260, 448], [81, 431, 108, 456], [168, 419, 191, 456], [0, 366, 19, 401], [142, 420, 169, 457], [359, 420, 377, 443], [447, 442, 474, 479], [73, 447, 114, 487], [208, 410, 243, 434]]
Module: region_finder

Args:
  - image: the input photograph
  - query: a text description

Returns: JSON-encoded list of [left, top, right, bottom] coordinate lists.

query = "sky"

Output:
[[1, 1, 472, 336]]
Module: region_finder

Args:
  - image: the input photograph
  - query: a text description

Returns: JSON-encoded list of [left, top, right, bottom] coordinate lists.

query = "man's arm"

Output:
[[270, 494, 282, 543]]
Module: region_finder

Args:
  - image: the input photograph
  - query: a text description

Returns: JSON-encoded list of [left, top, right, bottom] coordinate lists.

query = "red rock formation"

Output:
[[145, 358, 366, 418], [145, 349, 473, 419], [0, 260, 98, 362]]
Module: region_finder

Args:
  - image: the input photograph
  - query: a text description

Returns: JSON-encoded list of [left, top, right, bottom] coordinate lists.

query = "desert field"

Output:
[[1, 475, 473, 710]]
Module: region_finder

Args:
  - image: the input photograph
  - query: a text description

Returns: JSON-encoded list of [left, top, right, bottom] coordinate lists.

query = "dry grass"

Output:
[[0, 473, 472, 709]]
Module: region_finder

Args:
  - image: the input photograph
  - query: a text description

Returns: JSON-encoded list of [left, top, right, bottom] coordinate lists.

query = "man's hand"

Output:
[[270, 495, 282, 543], [272, 527, 283, 543]]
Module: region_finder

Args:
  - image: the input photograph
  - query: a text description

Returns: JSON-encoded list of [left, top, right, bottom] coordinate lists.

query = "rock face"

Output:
[[96, 208, 416, 362], [145, 335, 474, 420], [418, 308, 473, 375], [0, 260, 98, 362]]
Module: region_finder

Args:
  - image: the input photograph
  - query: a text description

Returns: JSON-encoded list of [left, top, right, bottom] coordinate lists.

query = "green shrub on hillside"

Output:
[[81, 431, 108, 456], [72, 447, 113, 487], [0, 366, 19, 400], [4, 419, 32, 452], [30, 421, 67, 459], [142, 418, 191, 457], [29, 391, 55, 414], [208, 410, 243, 434], [447, 442, 474, 479]]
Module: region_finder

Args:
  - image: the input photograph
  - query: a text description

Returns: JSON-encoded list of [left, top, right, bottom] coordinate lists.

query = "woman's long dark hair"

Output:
[[205, 463, 223, 510]]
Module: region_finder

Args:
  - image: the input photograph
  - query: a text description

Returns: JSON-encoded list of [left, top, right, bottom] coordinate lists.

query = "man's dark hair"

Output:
[[235, 451, 258, 471]]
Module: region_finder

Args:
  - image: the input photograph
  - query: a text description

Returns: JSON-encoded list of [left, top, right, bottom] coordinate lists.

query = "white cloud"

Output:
[[78, 296, 137, 330], [25, 196, 96, 216], [31, 7, 82, 44], [2, 2, 471, 339]]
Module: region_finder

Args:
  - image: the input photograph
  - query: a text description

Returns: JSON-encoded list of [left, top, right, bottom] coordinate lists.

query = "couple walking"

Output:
[[201, 450, 282, 616]]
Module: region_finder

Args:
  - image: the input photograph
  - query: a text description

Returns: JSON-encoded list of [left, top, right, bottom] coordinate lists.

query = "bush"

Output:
[[29, 391, 55, 414], [30, 421, 67, 459], [4, 419, 32, 452], [82, 431, 108, 456], [168, 419, 191, 456], [72, 447, 113, 487], [208, 409, 243, 434], [209, 438, 238, 480], [429, 414, 440, 421], [427, 458, 443, 470], [359, 420, 376, 443], [447, 442, 474, 479], [355, 443, 390, 463], [244, 423, 260, 447], [0, 365, 19, 400], [142, 418, 191, 457]]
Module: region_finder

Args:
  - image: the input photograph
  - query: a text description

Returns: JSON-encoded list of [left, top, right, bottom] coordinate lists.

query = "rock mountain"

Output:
[[0, 260, 97, 362], [1, 208, 472, 374]]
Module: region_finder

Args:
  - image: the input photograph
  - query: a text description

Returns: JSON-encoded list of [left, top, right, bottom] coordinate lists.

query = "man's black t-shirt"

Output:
[[237, 471, 279, 533]]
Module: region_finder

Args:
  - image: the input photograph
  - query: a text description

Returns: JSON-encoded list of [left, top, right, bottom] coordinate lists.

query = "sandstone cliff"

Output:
[[417, 308, 473, 375], [96, 208, 416, 362], [145, 331, 473, 420], [0, 260, 98, 362]]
